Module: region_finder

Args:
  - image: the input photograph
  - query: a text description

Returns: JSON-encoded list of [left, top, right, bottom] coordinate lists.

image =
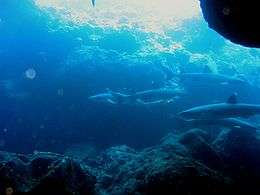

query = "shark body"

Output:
[[178, 94, 260, 120]]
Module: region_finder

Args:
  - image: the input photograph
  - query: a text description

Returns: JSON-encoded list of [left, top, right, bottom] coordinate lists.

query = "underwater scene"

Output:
[[1, 0, 260, 194]]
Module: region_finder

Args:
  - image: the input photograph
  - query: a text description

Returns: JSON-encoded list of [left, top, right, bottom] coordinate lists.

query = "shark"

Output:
[[179, 66, 248, 86], [88, 91, 129, 105], [88, 88, 185, 105], [88, 92, 116, 104], [183, 118, 259, 132], [130, 88, 185, 104], [178, 93, 260, 120]]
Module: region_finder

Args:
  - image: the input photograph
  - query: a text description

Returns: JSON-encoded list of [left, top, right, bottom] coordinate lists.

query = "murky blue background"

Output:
[[0, 0, 260, 154]]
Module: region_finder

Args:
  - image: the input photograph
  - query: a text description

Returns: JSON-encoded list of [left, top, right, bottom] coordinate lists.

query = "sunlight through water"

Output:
[[35, 0, 200, 33]]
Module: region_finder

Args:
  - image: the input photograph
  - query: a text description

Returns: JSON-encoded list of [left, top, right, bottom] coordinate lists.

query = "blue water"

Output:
[[0, 0, 260, 154]]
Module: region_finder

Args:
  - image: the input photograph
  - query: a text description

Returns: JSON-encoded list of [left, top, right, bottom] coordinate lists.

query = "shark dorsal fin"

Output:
[[227, 93, 238, 104], [203, 65, 213, 73]]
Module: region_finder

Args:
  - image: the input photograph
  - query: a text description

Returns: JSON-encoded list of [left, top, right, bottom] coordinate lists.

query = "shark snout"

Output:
[[177, 110, 187, 117], [177, 109, 198, 120], [88, 96, 94, 100]]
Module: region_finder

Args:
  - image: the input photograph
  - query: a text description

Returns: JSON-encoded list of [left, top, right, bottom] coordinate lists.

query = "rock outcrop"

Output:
[[0, 152, 96, 195], [199, 0, 260, 48], [1, 128, 260, 194]]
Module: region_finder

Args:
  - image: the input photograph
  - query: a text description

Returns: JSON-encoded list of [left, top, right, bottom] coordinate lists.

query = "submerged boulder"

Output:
[[199, 0, 260, 48], [0, 151, 96, 195], [2, 128, 260, 195], [212, 128, 260, 194], [179, 129, 224, 170], [213, 128, 259, 163], [99, 139, 231, 195]]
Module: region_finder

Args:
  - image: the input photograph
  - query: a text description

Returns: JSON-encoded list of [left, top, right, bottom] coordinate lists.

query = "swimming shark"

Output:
[[180, 73, 248, 86], [88, 92, 116, 104], [183, 118, 259, 132], [179, 66, 248, 86], [89, 88, 185, 105], [131, 88, 185, 104], [178, 93, 260, 120], [88, 90, 131, 105]]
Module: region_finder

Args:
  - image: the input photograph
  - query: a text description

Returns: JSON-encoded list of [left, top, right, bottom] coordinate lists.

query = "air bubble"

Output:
[[76, 37, 83, 41], [25, 68, 37, 80], [40, 124, 45, 129], [5, 187, 14, 195], [33, 150, 39, 155], [222, 7, 231, 15], [57, 88, 64, 96]]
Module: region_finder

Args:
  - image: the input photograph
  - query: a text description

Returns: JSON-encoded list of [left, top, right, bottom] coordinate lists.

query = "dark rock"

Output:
[[199, 0, 260, 48], [213, 128, 260, 194], [2, 129, 260, 195], [213, 127, 260, 173], [101, 142, 231, 195], [0, 151, 96, 195], [213, 128, 259, 162], [159, 133, 189, 156], [94, 145, 138, 192], [178, 129, 224, 170], [178, 129, 209, 144]]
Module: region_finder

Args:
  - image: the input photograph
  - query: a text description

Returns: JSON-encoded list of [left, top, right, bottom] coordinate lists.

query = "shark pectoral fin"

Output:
[[167, 98, 177, 103], [107, 99, 116, 104], [136, 99, 145, 104], [170, 114, 191, 122], [146, 100, 165, 105], [233, 125, 241, 129]]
